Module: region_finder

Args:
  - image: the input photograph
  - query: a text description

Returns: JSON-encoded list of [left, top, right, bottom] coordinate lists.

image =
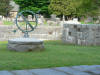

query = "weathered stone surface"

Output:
[[54, 67, 91, 75], [0, 25, 62, 41], [62, 24, 100, 46], [71, 65, 90, 71], [0, 65, 100, 75], [8, 38, 44, 52], [11, 70, 34, 75], [0, 71, 13, 75], [29, 68, 68, 75], [72, 65, 100, 72], [89, 69, 100, 74]]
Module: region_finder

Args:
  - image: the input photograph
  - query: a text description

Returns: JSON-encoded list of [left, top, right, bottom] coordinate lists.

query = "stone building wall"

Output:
[[0, 25, 62, 41], [62, 24, 100, 46]]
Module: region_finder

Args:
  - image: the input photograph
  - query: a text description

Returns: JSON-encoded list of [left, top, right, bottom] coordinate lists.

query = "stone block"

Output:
[[8, 38, 44, 52], [0, 71, 13, 75], [54, 67, 91, 75], [29, 68, 67, 75], [12, 70, 34, 75]]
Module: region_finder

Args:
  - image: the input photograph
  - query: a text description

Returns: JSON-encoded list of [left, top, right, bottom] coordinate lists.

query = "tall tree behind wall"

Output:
[[75, 0, 100, 17], [0, 0, 12, 17], [49, 0, 76, 19], [49, 0, 100, 18], [13, 0, 50, 17]]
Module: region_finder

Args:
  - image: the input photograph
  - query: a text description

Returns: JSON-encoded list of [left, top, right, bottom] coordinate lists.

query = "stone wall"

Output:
[[62, 24, 100, 46], [0, 25, 62, 41]]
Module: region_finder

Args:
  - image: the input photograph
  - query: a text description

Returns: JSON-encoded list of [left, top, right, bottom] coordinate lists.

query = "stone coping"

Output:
[[8, 38, 43, 44], [64, 23, 100, 26]]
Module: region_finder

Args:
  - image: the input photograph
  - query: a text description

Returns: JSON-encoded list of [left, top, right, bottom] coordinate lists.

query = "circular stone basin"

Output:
[[8, 38, 44, 52]]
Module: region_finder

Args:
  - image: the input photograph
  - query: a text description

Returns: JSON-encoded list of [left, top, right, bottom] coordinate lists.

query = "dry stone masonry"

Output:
[[0, 25, 62, 41], [62, 24, 100, 46]]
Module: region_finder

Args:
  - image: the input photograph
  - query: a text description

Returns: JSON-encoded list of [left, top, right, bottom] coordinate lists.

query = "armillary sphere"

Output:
[[15, 10, 38, 38]]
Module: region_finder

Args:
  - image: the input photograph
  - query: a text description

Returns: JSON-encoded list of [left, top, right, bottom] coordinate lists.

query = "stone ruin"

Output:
[[65, 18, 81, 24], [47, 14, 61, 26], [62, 24, 100, 46]]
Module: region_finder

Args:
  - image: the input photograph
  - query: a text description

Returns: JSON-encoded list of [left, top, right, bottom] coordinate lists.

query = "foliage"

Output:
[[0, 41, 100, 70], [49, 0, 76, 16], [0, 0, 12, 16], [75, 0, 100, 17], [13, 0, 50, 17], [49, 0, 100, 17]]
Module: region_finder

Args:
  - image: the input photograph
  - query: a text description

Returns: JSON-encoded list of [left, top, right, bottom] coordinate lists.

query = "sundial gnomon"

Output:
[[15, 10, 38, 38]]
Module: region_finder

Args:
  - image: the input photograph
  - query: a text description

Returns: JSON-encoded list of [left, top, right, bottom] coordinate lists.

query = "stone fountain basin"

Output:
[[8, 38, 44, 52]]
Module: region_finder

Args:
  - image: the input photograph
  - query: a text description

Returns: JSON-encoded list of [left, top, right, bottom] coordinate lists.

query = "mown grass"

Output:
[[81, 21, 94, 24], [3, 21, 36, 26], [3, 21, 14, 25], [0, 40, 100, 70]]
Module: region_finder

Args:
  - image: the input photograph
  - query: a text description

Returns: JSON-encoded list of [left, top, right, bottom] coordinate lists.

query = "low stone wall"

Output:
[[0, 25, 62, 41], [62, 24, 100, 46]]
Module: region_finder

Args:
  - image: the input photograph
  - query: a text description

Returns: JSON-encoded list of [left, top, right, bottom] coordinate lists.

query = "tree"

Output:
[[0, 0, 12, 17], [75, 0, 100, 17], [49, 0, 76, 16], [49, 0, 100, 18], [13, 0, 50, 17]]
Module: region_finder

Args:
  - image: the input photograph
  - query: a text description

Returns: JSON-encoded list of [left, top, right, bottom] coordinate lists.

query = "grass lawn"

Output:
[[3, 21, 36, 26], [0, 41, 100, 70], [3, 21, 14, 25], [81, 21, 94, 24]]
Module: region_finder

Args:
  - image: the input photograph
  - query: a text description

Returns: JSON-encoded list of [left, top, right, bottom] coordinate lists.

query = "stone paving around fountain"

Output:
[[0, 65, 100, 75]]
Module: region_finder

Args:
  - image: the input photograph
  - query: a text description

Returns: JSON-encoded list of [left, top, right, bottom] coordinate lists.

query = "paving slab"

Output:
[[88, 69, 100, 75], [54, 67, 91, 75], [90, 65, 100, 69], [0, 71, 13, 75], [11, 70, 34, 75], [71, 65, 91, 71], [72, 65, 100, 72], [29, 68, 68, 75], [0, 65, 100, 75]]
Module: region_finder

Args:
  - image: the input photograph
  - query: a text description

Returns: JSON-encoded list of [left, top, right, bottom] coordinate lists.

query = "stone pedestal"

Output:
[[8, 38, 44, 52]]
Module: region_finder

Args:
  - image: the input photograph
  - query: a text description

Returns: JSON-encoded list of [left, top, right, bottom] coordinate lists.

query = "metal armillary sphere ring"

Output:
[[15, 10, 38, 38]]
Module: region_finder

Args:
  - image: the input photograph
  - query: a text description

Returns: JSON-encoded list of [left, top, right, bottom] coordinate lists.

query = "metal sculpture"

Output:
[[15, 10, 38, 38]]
